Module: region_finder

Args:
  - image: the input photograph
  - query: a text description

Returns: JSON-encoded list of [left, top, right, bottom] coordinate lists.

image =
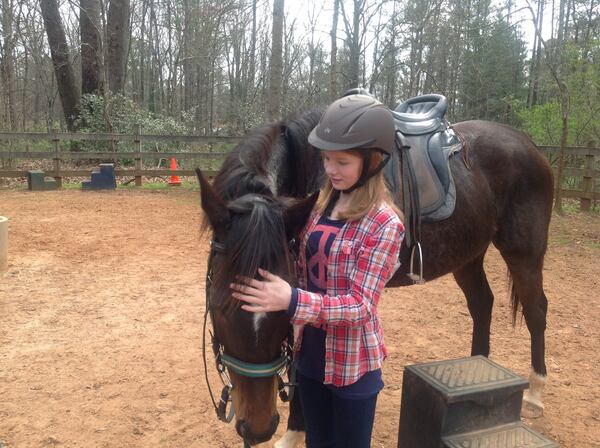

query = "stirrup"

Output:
[[407, 243, 425, 284]]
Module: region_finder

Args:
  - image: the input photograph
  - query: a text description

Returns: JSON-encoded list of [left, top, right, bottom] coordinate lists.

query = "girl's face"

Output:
[[322, 150, 363, 191]]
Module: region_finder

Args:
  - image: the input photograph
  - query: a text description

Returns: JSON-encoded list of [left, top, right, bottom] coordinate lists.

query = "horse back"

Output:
[[389, 120, 554, 286]]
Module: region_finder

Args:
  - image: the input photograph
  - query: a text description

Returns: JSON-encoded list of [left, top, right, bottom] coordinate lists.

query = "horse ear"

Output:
[[283, 192, 319, 238], [196, 168, 230, 233]]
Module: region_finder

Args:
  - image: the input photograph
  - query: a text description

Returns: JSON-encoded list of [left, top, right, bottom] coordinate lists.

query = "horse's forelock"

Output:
[[213, 196, 291, 313]]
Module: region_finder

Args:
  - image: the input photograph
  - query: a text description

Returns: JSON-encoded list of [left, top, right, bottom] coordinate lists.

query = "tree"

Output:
[[1, 0, 17, 129], [330, 0, 339, 100], [106, 0, 130, 93], [268, 0, 284, 120], [39, 0, 80, 130], [80, 0, 104, 95]]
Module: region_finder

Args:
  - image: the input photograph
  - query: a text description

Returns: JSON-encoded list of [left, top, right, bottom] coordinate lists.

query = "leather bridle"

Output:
[[202, 238, 297, 427]]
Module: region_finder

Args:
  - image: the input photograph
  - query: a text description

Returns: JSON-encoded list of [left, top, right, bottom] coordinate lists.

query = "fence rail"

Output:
[[1, 132, 598, 210], [0, 130, 241, 187]]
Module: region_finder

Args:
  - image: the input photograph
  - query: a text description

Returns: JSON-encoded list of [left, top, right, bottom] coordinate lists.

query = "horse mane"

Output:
[[213, 110, 323, 201], [213, 123, 282, 202], [212, 194, 293, 315], [279, 109, 323, 197], [204, 110, 323, 312]]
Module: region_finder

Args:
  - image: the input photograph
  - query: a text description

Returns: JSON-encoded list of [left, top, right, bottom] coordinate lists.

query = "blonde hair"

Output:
[[316, 150, 402, 222]]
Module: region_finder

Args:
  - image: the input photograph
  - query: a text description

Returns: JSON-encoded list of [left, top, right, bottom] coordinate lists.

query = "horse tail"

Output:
[[507, 271, 521, 326]]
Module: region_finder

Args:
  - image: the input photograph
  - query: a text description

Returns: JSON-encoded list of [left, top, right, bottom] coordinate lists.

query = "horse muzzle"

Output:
[[236, 413, 280, 445]]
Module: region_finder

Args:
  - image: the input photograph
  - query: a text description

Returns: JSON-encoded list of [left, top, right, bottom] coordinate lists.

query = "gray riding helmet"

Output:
[[308, 94, 395, 154]]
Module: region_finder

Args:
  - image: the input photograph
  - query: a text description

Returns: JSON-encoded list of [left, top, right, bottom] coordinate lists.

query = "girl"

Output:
[[232, 94, 405, 448]]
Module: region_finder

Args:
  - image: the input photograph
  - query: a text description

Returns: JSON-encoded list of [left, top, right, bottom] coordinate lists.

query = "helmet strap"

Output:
[[341, 151, 390, 194]]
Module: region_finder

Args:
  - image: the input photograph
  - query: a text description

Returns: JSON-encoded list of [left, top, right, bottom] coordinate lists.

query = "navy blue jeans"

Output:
[[298, 372, 379, 448]]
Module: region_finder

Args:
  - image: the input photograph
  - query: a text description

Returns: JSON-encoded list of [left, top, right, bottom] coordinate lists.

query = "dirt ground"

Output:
[[0, 188, 599, 448]]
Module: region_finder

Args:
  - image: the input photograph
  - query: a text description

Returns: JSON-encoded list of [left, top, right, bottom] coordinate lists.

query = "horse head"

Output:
[[196, 168, 316, 445]]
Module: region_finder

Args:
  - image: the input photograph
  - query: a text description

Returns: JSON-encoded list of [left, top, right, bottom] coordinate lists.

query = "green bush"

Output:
[[76, 93, 188, 153]]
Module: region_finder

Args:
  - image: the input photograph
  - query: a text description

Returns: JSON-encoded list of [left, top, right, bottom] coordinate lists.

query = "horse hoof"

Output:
[[521, 397, 544, 419]]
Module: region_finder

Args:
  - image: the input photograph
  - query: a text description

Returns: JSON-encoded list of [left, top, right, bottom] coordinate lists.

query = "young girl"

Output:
[[231, 94, 405, 448]]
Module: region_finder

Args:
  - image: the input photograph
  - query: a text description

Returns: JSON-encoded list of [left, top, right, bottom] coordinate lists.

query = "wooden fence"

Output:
[[1, 132, 598, 210], [538, 145, 600, 211], [0, 129, 242, 187]]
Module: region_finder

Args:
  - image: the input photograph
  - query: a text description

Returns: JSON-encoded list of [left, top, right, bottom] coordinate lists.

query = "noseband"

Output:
[[202, 236, 297, 426]]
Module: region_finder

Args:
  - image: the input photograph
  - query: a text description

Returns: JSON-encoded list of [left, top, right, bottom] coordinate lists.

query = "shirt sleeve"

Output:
[[291, 218, 404, 327]]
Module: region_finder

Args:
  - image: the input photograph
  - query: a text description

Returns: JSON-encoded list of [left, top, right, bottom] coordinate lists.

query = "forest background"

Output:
[[0, 0, 598, 153]]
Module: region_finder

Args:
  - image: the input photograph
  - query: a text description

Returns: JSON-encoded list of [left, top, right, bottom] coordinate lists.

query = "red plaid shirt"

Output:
[[291, 203, 405, 387]]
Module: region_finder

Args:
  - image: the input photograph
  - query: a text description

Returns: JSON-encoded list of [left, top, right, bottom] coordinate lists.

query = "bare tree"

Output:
[[340, 0, 362, 90], [106, 0, 130, 93], [268, 0, 284, 120], [1, 0, 17, 129], [80, 0, 104, 95], [330, 0, 339, 100], [39, 0, 80, 130]]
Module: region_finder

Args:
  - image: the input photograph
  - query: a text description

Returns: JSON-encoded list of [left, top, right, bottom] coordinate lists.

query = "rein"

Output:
[[202, 239, 295, 426]]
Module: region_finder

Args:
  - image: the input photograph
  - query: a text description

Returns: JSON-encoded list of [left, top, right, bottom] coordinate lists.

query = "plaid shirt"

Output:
[[291, 203, 405, 387]]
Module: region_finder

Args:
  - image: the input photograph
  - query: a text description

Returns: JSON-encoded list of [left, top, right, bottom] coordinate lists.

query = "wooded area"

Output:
[[0, 0, 598, 209]]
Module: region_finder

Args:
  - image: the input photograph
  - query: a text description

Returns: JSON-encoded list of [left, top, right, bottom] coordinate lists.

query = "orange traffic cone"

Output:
[[168, 158, 182, 186]]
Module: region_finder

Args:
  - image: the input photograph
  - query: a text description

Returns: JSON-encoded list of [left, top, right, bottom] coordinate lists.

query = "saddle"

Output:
[[384, 94, 462, 222]]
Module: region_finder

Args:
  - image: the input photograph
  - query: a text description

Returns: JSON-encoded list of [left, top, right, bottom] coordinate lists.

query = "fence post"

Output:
[[134, 124, 142, 186], [52, 129, 62, 188], [580, 142, 595, 211]]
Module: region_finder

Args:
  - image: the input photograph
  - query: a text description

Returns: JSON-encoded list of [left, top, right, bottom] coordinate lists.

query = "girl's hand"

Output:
[[231, 268, 292, 313]]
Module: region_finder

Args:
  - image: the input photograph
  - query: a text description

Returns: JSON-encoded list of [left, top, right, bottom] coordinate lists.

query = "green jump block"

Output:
[[27, 170, 58, 191]]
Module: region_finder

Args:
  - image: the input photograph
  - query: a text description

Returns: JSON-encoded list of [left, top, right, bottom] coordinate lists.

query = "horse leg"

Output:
[[274, 391, 305, 448], [502, 254, 548, 418], [453, 252, 495, 357]]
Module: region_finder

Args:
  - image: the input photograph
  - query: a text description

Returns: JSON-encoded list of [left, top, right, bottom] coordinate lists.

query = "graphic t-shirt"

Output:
[[297, 215, 383, 398]]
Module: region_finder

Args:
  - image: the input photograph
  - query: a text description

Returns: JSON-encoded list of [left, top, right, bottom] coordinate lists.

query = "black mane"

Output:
[[212, 110, 323, 202]]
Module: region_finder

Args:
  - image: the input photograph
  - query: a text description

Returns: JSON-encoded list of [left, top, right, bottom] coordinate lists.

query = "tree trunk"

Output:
[[554, 83, 569, 214], [80, 0, 104, 95], [139, 0, 147, 105], [107, 0, 130, 93], [330, 0, 339, 100], [40, 0, 80, 130], [528, 0, 544, 107], [348, 0, 361, 90], [267, 0, 284, 120], [248, 0, 257, 98], [1, 0, 17, 130], [182, 0, 196, 113]]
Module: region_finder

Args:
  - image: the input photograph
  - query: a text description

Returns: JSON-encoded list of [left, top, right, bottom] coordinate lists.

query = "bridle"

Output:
[[202, 236, 298, 427]]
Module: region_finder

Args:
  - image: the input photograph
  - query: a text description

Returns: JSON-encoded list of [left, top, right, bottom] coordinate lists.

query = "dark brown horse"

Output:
[[197, 113, 553, 446]]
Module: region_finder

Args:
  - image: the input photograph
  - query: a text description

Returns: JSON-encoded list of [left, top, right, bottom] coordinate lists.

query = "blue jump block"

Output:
[[82, 163, 117, 190]]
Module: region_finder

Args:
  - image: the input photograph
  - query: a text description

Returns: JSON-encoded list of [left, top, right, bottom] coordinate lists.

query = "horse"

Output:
[[197, 111, 554, 446], [196, 116, 321, 447]]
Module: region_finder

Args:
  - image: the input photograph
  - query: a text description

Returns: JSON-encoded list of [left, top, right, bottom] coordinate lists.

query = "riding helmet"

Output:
[[308, 94, 395, 155]]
